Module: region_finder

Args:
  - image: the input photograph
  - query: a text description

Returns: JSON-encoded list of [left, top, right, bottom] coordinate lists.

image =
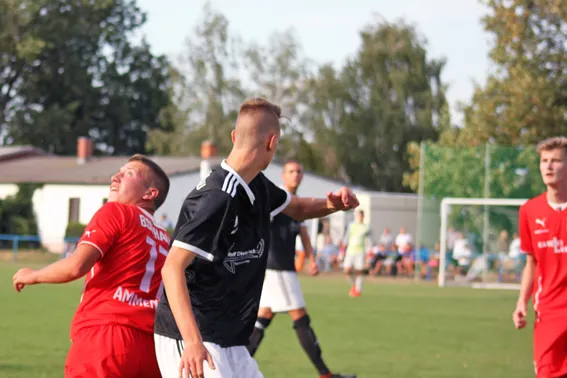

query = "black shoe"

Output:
[[331, 375, 356, 378]]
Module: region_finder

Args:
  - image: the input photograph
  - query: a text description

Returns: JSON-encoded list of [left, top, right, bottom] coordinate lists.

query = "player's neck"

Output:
[[546, 185, 567, 204], [225, 152, 262, 184], [284, 185, 298, 195], [135, 202, 155, 215]]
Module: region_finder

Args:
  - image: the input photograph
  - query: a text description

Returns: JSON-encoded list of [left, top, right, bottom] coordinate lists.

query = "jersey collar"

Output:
[[221, 160, 256, 205]]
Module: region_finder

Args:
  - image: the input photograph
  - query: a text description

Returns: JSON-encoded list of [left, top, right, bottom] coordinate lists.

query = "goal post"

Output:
[[438, 197, 528, 288]]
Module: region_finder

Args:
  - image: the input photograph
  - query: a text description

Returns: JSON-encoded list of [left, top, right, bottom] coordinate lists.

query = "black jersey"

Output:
[[154, 160, 290, 347], [267, 205, 305, 271]]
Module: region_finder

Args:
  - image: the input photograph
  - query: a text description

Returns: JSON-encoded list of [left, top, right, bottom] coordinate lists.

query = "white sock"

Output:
[[349, 275, 356, 285], [355, 276, 363, 292]]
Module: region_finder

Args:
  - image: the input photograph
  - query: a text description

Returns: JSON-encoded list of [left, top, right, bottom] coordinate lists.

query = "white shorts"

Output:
[[154, 334, 263, 378], [343, 254, 365, 270], [259, 269, 305, 313]]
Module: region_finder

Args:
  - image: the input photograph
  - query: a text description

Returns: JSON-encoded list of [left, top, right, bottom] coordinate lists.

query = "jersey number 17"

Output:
[[139, 235, 168, 293]]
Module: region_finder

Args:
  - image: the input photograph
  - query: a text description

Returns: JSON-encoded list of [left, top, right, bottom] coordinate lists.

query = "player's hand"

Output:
[[179, 340, 215, 378], [326, 187, 359, 211], [12, 268, 38, 292], [513, 301, 527, 329], [308, 259, 319, 276]]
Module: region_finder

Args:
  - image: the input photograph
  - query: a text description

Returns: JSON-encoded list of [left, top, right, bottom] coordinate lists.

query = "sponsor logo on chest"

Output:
[[223, 239, 265, 273], [537, 237, 567, 253]]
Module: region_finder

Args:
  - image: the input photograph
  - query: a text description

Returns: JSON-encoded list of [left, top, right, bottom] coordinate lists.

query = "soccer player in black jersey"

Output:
[[153, 98, 359, 378], [247, 160, 356, 378]]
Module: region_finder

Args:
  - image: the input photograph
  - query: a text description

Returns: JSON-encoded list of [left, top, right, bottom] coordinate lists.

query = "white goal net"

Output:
[[438, 197, 527, 290]]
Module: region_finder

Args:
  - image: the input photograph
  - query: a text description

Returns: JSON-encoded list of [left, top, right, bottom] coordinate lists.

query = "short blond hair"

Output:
[[239, 97, 282, 118], [536, 137, 567, 155]]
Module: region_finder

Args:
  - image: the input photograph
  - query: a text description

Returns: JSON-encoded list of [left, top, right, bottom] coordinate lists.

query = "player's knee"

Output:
[[257, 307, 273, 319], [288, 308, 307, 321], [293, 314, 311, 329], [293, 315, 322, 355]]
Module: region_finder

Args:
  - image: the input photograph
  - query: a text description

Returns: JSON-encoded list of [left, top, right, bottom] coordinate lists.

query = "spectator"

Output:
[[383, 243, 402, 276], [158, 213, 173, 230], [395, 227, 414, 276], [447, 227, 458, 253], [508, 233, 521, 259], [452, 232, 472, 275], [317, 234, 339, 272], [369, 243, 387, 275], [378, 227, 394, 250]]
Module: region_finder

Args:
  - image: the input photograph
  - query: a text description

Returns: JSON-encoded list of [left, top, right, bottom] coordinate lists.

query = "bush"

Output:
[[65, 222, 86, 239]]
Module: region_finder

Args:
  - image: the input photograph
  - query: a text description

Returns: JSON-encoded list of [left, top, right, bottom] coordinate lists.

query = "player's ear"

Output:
[[143, 187, 159, 202], [267, 134, 278, 152], [231, 130, 236, 144]]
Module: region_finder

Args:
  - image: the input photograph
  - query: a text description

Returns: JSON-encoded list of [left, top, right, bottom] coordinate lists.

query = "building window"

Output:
[[68, 198, 80, 223]]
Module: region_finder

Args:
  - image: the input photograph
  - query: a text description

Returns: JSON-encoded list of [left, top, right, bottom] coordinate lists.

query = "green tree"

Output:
[[1, 0, 174, 155], [0, 184, 40, 236], [404, 0, 563, 199], [147, 2, 244, 156], [304, 19, 447, 191], [0, 0, 45, 129], [243, 29, 320, 167], [461, 0, 567, 144]]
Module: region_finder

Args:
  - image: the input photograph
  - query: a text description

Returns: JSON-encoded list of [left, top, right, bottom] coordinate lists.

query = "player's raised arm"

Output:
[[13, 201, 124, 292], [13, 244, 101, 291], [281, 187, 359, 221]]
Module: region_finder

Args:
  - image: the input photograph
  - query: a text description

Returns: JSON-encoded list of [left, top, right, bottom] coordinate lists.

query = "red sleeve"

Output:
[[519, 205, 533, 255], [78, 202, 126, 258]]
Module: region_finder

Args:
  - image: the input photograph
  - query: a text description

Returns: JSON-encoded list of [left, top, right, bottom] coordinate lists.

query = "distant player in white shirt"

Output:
[[341, 210, 372, 297]]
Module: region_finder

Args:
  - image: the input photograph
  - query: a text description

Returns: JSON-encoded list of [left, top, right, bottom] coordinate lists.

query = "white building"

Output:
[[0, 140, 434, 253]]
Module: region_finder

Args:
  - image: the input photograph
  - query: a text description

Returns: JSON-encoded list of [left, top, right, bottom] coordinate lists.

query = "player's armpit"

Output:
[[35, 243, 101, 284], [171, 240, 214, 262], [164, 246, 198, 271]]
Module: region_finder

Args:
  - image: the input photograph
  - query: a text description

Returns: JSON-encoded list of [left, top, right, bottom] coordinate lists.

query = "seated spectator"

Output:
[[452, 232, 472, 275], [378, 227, 394, 250], [383, 243, 402, 276], [399, 243, 415, 276], [369, 243, 388, 275], [317, 234, 339, 272]]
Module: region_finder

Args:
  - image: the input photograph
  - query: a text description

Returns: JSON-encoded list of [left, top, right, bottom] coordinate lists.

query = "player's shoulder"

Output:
[[189, 167, 237, 197], [521, 192, 547, 213], [252, 171, 280, 191], [183, 170, 234, 210], [99, 201, 148, 223], [95, 201, 129, 218]]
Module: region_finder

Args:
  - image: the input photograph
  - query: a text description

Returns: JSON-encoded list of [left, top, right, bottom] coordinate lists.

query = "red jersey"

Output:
[[70, 202, 170, 339], [519, 193, 567, 316]]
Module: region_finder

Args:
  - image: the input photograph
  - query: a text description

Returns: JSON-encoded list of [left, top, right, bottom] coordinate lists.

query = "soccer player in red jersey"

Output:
[[514, 137, 567, 378], [13, 154, 170, 378]]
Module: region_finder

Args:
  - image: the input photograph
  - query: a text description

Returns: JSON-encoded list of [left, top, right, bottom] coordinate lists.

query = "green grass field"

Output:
[[1, 261, 534, 378]]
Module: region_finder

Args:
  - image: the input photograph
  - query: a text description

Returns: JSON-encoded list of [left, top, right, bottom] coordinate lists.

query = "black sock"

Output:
[[293, 315, 331, 375], [246, 316, 272, 356]]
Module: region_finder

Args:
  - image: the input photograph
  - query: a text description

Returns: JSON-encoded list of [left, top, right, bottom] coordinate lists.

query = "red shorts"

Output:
[[534, 313, 567, 377], [65, 325, 160, 378]]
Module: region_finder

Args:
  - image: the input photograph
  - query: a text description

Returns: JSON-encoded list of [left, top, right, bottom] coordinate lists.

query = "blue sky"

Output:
[[136, 0, 494, 125]]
